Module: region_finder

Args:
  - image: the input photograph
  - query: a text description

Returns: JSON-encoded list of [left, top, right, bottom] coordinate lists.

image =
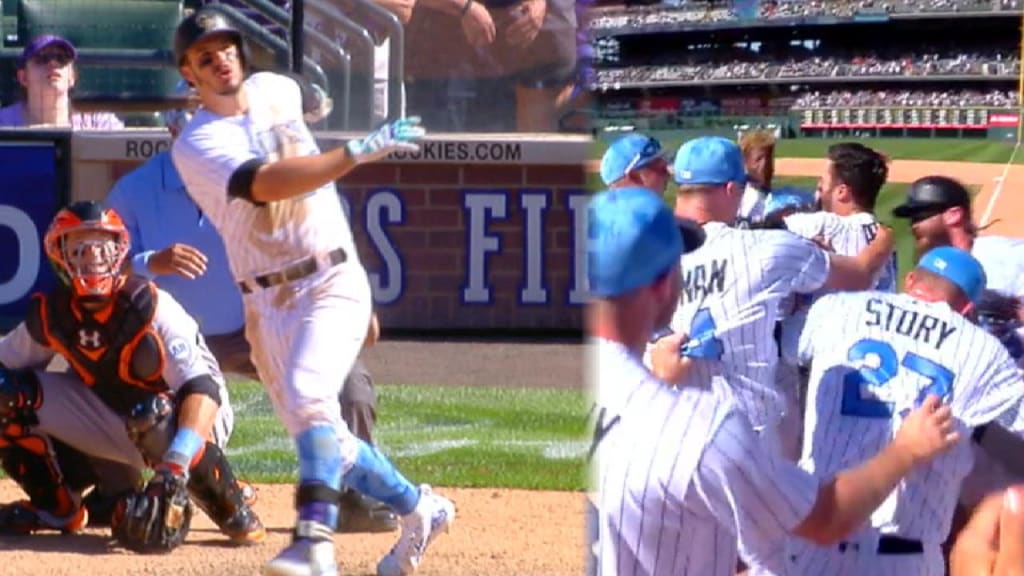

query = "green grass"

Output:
[[591, 135, 1024, 165], [225, 380, 588, 491]]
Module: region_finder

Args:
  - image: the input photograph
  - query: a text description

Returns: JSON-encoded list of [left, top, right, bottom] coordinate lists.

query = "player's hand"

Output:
[[649, 330, 693, 386], [148, 244, 208, 279], [811, 234, 835, 253], [503, 0, 545, 47], [867, 223, 896, 254], [950, 485, 1024, 576], [893, 394, 960, 466], [346, 116, 425, 165], [462, 1, 496, 46]]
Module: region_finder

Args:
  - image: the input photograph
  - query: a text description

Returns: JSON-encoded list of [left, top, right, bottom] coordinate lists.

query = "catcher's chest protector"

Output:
[[26, 277, 169, 414]]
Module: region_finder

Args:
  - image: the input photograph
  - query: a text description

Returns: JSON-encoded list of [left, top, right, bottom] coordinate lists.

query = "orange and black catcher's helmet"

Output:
[[44, 201, 130, 300]]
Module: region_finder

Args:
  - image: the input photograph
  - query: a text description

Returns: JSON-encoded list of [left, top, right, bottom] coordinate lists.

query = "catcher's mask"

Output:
[[44, 201, 129, 301]]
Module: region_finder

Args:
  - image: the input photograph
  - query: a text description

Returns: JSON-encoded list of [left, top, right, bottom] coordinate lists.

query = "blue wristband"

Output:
[[132, 251, 158, 279], [165, 427, 205, 469]]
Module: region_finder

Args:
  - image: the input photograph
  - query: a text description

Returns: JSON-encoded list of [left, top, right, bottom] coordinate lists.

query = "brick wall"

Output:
[[340, 161, 587, 332]]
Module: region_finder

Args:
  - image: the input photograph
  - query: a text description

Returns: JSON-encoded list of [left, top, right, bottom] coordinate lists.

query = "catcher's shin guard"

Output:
[[187, 442, 266, 544], [0, 436, 86, 534]]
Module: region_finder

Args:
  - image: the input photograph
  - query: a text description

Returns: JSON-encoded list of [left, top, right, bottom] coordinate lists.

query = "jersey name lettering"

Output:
[[683, 259, 728, 303], [864, 297, 957, 350]]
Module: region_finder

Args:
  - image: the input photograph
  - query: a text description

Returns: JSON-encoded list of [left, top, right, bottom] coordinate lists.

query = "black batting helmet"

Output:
[[173, 9, 246, 67]]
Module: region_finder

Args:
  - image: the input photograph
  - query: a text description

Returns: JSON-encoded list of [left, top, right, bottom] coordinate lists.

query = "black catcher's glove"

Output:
[[111, 466, 193, 554], [975, 289, 1024, 360]]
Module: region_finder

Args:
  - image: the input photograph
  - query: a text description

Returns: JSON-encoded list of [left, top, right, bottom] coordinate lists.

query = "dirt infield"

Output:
[[1, 157, 1019, 575]]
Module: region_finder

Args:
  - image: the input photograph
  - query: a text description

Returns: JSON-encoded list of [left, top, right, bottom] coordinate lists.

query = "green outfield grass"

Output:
[[225, 380, 588, 491], [592, 135, 1024, 165]]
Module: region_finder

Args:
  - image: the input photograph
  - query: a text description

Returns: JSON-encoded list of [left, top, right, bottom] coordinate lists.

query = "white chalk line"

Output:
[[980, 140, 1021, 227]]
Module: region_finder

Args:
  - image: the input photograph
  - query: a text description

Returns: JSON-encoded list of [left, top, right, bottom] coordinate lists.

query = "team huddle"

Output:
[[588, 132, 1024, 576]]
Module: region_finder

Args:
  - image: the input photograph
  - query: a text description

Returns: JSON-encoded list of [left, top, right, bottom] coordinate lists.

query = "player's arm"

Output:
[[792, 394, 960, 544], [152, 291, 224, 470], [0, 321, 56, 370], [821, 225, 895, 291]]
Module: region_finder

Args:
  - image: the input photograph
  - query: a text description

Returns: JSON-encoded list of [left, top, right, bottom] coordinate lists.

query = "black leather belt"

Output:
[[838, 536, 923, 555], [238, 248, 347, 294]]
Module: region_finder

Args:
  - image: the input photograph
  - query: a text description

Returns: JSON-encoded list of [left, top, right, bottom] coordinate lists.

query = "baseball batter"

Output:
[[588, 187, 960, 576], [783, 247, 1024, 576], [169, 10, 453, 576], [0, 201, 262, 550]]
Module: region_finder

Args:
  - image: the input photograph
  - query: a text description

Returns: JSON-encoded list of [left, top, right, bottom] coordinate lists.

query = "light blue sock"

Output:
[[295, 425, 342, 528], [342, 440, 420, 516]]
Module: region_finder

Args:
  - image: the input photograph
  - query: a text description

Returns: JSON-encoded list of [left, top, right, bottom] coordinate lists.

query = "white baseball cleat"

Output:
[[376, 485, 456, 576], [264, 520, 339, 576]]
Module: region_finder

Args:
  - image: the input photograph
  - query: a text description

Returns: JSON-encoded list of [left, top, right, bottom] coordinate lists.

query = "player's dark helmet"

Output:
[[44, 201, 130, 300], [174, 8, 247, 67]]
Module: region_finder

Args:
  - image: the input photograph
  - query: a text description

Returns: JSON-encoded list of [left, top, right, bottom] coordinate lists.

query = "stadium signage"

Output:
[[798, 107, 1014, 129]]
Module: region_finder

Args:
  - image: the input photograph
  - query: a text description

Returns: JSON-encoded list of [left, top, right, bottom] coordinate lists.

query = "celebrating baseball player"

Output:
[[889, 174, 1024, 559], [0, 201, 264, 552], [649, 136, 896, 456], [588, 186, 960, 576], [169, 9, 453, 576], [598, 132, 672, 196], [781, 246, 1024, 576]]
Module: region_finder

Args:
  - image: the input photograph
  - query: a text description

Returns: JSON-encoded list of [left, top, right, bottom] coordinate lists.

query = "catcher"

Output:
[[0, 200, 264, 553]]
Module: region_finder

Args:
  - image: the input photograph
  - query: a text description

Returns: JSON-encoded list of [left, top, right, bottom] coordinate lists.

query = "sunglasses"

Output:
[[623, 138, 663, 175], [31, 52, 72, 66]]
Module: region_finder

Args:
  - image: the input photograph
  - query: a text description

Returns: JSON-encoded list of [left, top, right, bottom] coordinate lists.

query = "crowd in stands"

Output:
[[792, 88, 1020, 108], [590, 0, 1002, 32], [594, 49, 1019, 86]]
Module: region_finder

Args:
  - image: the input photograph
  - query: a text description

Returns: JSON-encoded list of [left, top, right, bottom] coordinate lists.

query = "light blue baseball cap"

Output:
[[917, 246, 987, 304], [599, 133, 671, 185], [587, 187, 705, 298], [673, 136, 747, 187]]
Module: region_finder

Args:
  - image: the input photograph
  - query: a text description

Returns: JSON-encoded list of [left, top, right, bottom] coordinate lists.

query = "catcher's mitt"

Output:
[[975, 289, 1024, 359], [111, 468, 193, 554]]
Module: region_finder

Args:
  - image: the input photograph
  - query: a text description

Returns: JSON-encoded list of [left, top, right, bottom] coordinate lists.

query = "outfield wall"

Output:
[[0, 130, 589, 333]]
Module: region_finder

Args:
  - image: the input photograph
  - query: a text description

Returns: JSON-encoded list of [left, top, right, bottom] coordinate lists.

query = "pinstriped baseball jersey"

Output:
[[783, 291, 1024, 575], [593, 338, 819, 576], [785, 211, 898, 294], [654, 222, 831, 430], [171, 72, 360, 282], [972, 235, 1024, 346]]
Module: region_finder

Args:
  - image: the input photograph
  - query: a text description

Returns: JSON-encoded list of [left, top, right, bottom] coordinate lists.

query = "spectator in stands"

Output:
[[409, 0, 577, 132], [103, 84, 397, 534], [737, 129, 776, 224], [599, 132, 671, 195], [0, 35, 123, 129]]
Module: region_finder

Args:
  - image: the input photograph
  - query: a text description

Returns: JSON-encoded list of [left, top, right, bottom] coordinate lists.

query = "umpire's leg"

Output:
[[337, 357, 398, 533]]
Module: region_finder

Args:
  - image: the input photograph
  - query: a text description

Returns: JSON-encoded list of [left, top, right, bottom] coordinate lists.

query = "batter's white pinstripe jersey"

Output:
[[171, 72, 359, 282], [785, 291, 1024, 561], [655, 222, 831, 430], [593, 338, 818, 576]]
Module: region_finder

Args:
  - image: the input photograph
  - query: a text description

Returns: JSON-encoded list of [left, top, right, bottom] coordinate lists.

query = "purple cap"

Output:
[[18, 35, 77, 68]]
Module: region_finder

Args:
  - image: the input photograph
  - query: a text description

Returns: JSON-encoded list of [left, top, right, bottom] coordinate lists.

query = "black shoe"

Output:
[[336, 491, 399, 533]]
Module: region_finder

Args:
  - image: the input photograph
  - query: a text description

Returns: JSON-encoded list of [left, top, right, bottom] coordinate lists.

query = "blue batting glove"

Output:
[[346, 116, 426, 165]]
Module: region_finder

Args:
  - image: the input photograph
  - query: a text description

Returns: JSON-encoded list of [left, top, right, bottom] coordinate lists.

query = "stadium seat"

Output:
[[7, 0, 183, 108]]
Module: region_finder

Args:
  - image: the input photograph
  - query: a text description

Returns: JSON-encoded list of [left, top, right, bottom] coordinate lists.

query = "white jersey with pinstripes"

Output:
[[593, 338, 819, 576], [171, 72, 360, 282], [783, 291, 1024, 575], [785, 210, 898, 294], [654, 222, 831, 430]]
